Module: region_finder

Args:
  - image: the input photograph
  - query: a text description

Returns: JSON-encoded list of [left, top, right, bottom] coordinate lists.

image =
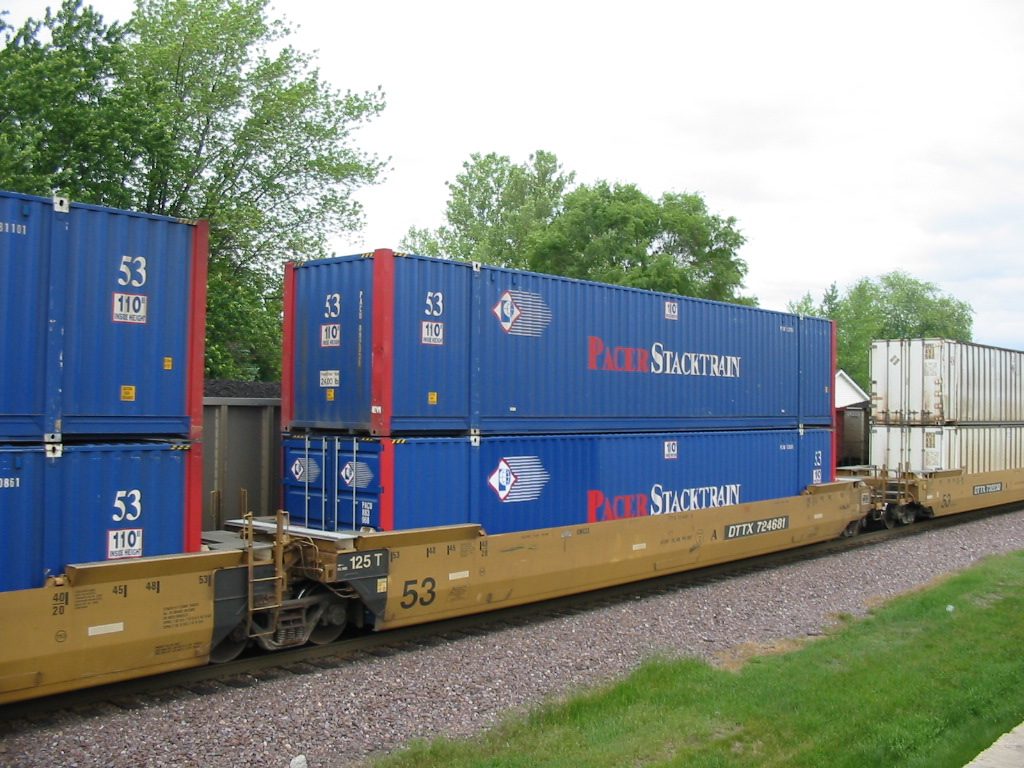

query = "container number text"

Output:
[[1, 221, 28, 235]]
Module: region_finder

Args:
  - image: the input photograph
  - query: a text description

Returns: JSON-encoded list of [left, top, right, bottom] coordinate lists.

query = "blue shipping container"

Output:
[[283, 429, 832, 534], [283, 250, 834, 435], [0, 189, 207, 442], [0, 442, 193, 593]]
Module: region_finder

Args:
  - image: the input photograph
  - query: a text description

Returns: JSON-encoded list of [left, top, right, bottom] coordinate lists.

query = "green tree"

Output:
[[1, 0, 385, 379], [528, 182, 751, 303], [409, 153, 751, 304], [403, 150, 574, 268], [790, 272, 974, 389], [0, 2, 135, 202]]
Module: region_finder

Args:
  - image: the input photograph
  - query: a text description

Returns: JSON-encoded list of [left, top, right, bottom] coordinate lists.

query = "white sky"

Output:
[[6, 0, 1023, 348]]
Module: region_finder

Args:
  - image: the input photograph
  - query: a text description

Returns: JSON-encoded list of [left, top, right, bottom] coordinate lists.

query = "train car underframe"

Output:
[[3, 469, 1022, 707]]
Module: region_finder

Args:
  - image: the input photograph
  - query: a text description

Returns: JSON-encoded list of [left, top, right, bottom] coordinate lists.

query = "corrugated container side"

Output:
[[283, 430, 832, 534], [0, 192, 50, 440], [0, 442, 192, 593], [287, 256, 373, 431], [0, 448, 45, 592], [57, 202, 204, 437], [0, 189, 207, 442], [283, 436, 471, 531], [799, 314, 835, 438], [869, 424, 1024, 474], [871, 339, 1024, 425], [473, 268, 827, 432], [285, 250, 834, 434]]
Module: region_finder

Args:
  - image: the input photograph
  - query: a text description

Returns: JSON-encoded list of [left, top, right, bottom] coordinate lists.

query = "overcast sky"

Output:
[[6, 0, 1023, 348]]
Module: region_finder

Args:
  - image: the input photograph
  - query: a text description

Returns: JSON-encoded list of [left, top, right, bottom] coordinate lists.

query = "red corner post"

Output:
[[379, 438, 395, 531], [185, 219, 209, 551], [370, 249, 396, 436], [281, 261, 297, 432], [831, 319, 838, 482]]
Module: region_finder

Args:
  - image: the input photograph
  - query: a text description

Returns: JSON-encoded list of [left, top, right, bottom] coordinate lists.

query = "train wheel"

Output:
[[309, 598, 348, 645], [210, 621, 249, 663], [897, 505, 917, 525], [883, 507, 897, 529]]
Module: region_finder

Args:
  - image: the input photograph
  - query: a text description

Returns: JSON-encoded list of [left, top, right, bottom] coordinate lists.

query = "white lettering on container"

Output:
[[0, 221, 28, 235], [112, 293, 148, 324], [650, 483, 742, 515]]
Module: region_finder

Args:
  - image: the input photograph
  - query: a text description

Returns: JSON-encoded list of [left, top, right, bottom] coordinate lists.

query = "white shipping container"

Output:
[[871, 339, 1024, 425], [870, 424, 1024, 474]]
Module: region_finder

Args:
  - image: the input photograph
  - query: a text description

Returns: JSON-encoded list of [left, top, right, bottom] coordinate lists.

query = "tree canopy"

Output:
[[528, 182, 751, 303], [1, 0, 385, 379], [790, 272, 974, 389], [404, 150, 574, 269], [404, 151, 752, 304]]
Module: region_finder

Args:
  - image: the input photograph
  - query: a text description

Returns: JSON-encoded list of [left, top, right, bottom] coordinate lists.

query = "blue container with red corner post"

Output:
[[0, 441, 200, 594], [0, 188, 208, 442], [283, 429, 833, 534], [282, 249, 835, 435]]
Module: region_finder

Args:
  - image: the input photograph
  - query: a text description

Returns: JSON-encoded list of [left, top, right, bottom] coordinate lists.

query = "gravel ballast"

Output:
[[3, 510, 1024, 768]]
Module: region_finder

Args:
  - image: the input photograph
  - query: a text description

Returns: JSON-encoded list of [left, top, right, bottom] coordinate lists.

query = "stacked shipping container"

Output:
[[282, 251, 834, 434], [0, 190, 207, 592], [282, 249, 836, 535], [869, 339, 1024, 474]]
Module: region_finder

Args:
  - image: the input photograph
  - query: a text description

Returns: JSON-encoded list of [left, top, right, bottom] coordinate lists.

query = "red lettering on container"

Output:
[[587, 336, 649, 373], [586, 489, 649, 522]]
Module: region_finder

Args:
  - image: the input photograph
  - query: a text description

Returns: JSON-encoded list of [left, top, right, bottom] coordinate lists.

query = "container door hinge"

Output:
[[52, 195, 70, 213]]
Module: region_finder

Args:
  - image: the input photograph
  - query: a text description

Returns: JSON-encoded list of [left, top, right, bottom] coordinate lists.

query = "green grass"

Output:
[[371, 551, 1024, 768]]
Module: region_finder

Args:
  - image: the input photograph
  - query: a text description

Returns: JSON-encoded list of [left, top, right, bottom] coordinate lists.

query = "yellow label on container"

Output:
[[326, 389, 335, 402], [121, 385, 136, 402], [163, 357, 174, 370], [427, 391, 438, 405]]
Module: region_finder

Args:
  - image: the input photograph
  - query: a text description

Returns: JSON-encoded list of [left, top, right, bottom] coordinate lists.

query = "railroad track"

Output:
[[2, 503, 1019, 730]]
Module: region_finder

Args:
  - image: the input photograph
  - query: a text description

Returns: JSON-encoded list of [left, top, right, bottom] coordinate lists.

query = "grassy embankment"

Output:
[[373, 551, 1024, 768]]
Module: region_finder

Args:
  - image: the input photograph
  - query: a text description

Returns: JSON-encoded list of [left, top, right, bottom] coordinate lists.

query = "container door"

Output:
[[289, 257, 374, 430], [282, 436, 337, 529], [388, 257, 472, 432], [59, 205, 194, 436], [799, 317, 834, 426], [45, 443, 187, 574]]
